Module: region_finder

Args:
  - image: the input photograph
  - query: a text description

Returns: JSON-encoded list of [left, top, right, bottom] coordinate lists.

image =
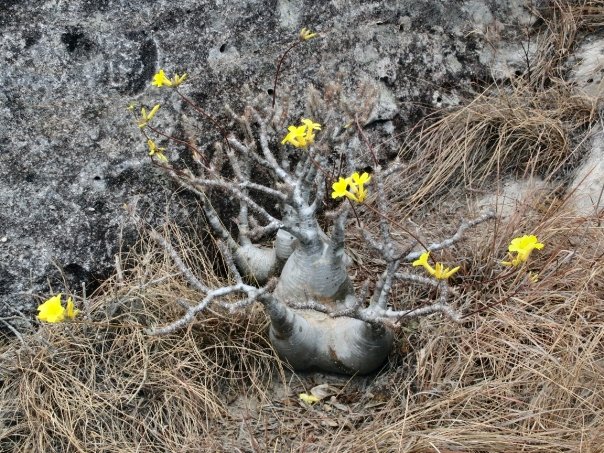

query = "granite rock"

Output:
[[0, 0, 536, 328]]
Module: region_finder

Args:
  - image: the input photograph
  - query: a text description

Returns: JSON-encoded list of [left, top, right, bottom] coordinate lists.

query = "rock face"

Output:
[[568, 35, 604, 217], [0, 0, 536, 327], [570, 126, 604, 217]]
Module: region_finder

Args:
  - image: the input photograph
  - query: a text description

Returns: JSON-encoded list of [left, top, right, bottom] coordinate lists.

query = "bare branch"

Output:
[[228, 135, 276, 174], [286, 300, 331, 313], [309, 172, 326, 214], [373, 260, 400, 310], [190, 176, 286, 203], [373, 167, 396, 261], [146, 283, 268, 335], [251, 109, 295, 185], [247, 222, 282, 241], [240, 181, 288, 201], [217, 241, 243, 284], [330, 204, 350, 249], [146, 226, 210, 294], [394, 272, 442, 289], [178, 175, 280, 226], [403, 210, 495, 261], [364, 303, 462, 324]]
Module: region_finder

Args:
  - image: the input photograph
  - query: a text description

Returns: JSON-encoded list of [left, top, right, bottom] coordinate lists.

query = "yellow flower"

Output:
[[301, 118, 321, 132], [66, 297, 80, 320], [413, 252, 434, 274], [299, 27, 317, 41], [413, 252, 460, 280], [331, 176, 354, 200], [171, 72, 188, 87], [281, 119, 322, 148], [433, 263, 461, 280], [502, 234, 544, 266], [151, 69, 188, 88], [298, 393, 319, 405], [351, 172, 370, 185], [331, 171, 372, 203], [412, 251, 430, 267], [508, 235, 544, 259], [281, 125, 308, 147], [351, 172, 371, 203], [37, 294, 66, 323], [152, 69, 171, 87], [138, 104, 161, 128], [147, 139, 168, 162]]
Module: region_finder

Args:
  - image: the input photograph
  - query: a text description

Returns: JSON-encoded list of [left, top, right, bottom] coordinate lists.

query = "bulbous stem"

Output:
[[275, 228, 297, 261], [269, 310, 393, 374], [233, 244, 279, 285], [274, 237, 353, 310]]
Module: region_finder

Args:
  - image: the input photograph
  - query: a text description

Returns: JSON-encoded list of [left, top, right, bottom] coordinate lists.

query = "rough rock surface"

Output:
[[0, 0, 537, 327], [570, 126, 604, 217], [476, 177, 550, 220], [569, 34, 604, 102], [567, 35, 604, 217]]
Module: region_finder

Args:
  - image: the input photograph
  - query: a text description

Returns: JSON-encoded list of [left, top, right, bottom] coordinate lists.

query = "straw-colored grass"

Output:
[[405, 80, 595, 209], [2, 191, 602, 452], [394, 0, 602, 212], [0, 223, 287, 452]]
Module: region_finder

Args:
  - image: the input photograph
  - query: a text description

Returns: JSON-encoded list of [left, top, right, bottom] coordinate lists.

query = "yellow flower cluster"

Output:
[[299, 27, 317, 41], [138, 104, 160, 128], [501, 234, 544, 266], [151, 69, 188, 88], [37, 294, 79, 323], [298, 393, 319, 405], [281, 119, 321, 148], [412, 252, 460, 280], [331, 172, 371, 203], [147, 139, 168, 162], [410, 234, 544, 283]]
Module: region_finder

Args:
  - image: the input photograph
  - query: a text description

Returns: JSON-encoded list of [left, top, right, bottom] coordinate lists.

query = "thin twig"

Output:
[[403, 210, 495, 261], [272, 40, 302, 108], [146, 228, 210, 294]]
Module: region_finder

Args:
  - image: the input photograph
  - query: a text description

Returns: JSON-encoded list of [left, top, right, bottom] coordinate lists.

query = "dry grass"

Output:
[[0, 223, 287, 452], [2, 2, 604, 452], [1, 192, 602, 452], [404, 80, 595, 209], [395, 0, 602, 212]]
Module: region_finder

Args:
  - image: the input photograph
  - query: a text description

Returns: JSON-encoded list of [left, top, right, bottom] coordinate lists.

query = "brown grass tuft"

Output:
[[395, 0, 603, 212], [405, 80, 595, 209], [0, 224, 285, 452]]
